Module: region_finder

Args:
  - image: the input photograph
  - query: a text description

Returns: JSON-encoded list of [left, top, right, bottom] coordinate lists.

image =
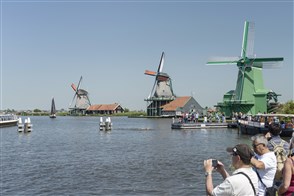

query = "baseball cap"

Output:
[[226, 144, 254, 164]]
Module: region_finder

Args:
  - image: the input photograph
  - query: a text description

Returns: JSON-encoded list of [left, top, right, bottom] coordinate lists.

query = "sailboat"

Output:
[[49, 98, 57, 118]]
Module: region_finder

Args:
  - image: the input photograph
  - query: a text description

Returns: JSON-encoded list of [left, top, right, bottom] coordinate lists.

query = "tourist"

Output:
[[221, 113, 226, 123], [251, 134, 277, 196], [195, 111, 199, 123], [215, 112, 220, 123], [277, 148, 294, 195], [203, 144, 258, 195], [265, 122, 290, 186], [265, 122, 290, 155], [203, 115, 207, 123]]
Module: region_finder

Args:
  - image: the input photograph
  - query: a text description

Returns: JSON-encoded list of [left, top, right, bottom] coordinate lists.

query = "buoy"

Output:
[[18, 118, 24, 132], [99, 117, 112, 131], [24, 117, 32, 132]]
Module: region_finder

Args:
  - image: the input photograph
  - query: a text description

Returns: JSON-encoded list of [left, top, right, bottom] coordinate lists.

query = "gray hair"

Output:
[[251, 134, 268, 146]]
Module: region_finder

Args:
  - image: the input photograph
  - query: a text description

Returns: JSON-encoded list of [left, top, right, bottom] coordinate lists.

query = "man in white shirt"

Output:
[[251, 134, 277, 196], [204, 144, 259, 195]]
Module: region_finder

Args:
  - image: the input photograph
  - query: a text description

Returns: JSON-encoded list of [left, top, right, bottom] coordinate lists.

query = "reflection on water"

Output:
[[2, 116, 256, 195]]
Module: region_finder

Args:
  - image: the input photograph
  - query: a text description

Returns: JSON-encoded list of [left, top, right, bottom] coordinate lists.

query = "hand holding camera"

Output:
[[212, 159, 218, 168]]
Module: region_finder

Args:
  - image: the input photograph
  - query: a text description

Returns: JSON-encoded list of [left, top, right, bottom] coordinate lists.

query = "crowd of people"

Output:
[[178, 111, 226, 124], [232, 112, 294, 129], [204, 122, 294, 196]]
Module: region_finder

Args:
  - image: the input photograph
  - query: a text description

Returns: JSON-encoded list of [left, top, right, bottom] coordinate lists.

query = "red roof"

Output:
[[87, 103, 120, 111], [161, 96, 191, 111]]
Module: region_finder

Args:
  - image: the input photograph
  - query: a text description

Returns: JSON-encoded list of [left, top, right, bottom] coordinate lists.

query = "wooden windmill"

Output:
[[69, 76, 91, 115], [207, 21, 284, 116], [144, 52, 176, 116]]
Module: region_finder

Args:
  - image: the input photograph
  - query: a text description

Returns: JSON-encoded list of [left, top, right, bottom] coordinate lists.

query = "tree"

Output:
[[277, 100, 294, 114], [33, 109, 42, 113], [282, 100, 294, 114]]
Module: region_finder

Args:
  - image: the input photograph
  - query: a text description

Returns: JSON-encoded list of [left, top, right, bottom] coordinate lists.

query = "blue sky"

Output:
[[1, 0, 293, 111]]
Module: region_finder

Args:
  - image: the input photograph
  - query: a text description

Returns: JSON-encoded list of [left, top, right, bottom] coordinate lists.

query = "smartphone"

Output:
[[212, 159, 218, 167]]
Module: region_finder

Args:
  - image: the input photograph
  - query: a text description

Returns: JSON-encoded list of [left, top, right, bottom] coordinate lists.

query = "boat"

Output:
[[49, 98, 56, 118], [0, 114, 18, 127], [238, 113, 294, 137], [171, 122, 228, 129]]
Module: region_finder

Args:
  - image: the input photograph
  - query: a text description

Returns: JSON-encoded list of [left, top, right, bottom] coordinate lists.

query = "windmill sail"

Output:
[[241, 21, 255, 58], [49, 98, 56, 118]]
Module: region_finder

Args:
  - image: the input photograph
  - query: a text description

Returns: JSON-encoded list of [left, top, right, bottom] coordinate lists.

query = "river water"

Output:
[[2, 116, 254, 195]]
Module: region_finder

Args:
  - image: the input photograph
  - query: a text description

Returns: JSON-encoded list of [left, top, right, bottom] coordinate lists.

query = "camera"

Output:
[[212, 159, 218, 167]]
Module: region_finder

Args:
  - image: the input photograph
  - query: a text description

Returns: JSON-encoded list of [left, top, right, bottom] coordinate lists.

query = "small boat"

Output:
[[171, 122, 228, 129], [0, 114, 18, 127], [49, 98, 56, 118], [238, 113, 294, 137]]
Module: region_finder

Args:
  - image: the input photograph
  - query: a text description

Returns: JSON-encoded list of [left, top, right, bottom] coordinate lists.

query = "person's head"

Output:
[[226, 144, 255, 168], [269, 122, 282, 136], [251, 134, 269, 155]]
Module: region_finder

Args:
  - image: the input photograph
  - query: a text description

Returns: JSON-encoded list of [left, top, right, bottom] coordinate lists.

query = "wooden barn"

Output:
[[86, 103, 124, 115]]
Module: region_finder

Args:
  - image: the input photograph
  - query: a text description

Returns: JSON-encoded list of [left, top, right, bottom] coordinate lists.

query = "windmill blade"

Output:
[[251, 57, 284, 69], [148, 79, 157, 99], [206, 56, 240, 66], [70, 94, 77, 107], [241, 21, 255, 58], [71, 83, 77, 92], [77, 76, 83, 90], [157, 52, 165, 73], [145, 70, 157, 76]]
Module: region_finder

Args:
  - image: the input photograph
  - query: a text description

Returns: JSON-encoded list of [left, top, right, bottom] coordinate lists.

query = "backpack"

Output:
[[269, 140, 287, 181]]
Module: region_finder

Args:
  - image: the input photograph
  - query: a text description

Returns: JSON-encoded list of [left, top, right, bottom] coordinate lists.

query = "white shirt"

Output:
[[212, 167, 259, 196], [255, 151, 277, 196]]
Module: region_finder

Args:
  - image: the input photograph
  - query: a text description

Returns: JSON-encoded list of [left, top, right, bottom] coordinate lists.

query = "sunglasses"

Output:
[[231, 148, 239, 156], [252, 143, 263, 148]]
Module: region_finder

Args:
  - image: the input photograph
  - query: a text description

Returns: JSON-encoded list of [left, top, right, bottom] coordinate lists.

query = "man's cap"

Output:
[[226, 144, 254, 163]]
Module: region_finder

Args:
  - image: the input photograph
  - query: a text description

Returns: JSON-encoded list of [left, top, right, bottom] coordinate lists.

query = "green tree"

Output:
[[282, 100, 294, 114], [33, 109, 42, 113]]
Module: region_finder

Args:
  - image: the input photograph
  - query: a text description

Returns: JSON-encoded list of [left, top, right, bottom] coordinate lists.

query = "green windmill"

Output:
[[207, 21, 284, 117]]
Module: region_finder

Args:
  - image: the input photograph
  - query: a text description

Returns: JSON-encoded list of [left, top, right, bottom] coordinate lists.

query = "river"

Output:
[[1, 116, 255, 195]]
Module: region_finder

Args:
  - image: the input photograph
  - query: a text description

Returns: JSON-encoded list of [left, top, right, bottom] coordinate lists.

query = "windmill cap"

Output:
[[226, 144, 254, 163]]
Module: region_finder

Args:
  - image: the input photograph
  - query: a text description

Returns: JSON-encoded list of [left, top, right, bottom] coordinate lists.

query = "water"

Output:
[[1, 116, 253, 195]]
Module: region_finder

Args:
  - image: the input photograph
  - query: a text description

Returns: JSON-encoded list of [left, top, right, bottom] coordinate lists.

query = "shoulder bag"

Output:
[[255, 170, 276, 196]]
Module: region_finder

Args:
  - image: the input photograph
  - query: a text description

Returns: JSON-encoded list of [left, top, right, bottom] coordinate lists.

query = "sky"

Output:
[[0, 0, 293, 111]]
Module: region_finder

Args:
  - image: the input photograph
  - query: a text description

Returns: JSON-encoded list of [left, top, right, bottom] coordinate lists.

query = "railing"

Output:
[[239, 120, 265, 128]]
